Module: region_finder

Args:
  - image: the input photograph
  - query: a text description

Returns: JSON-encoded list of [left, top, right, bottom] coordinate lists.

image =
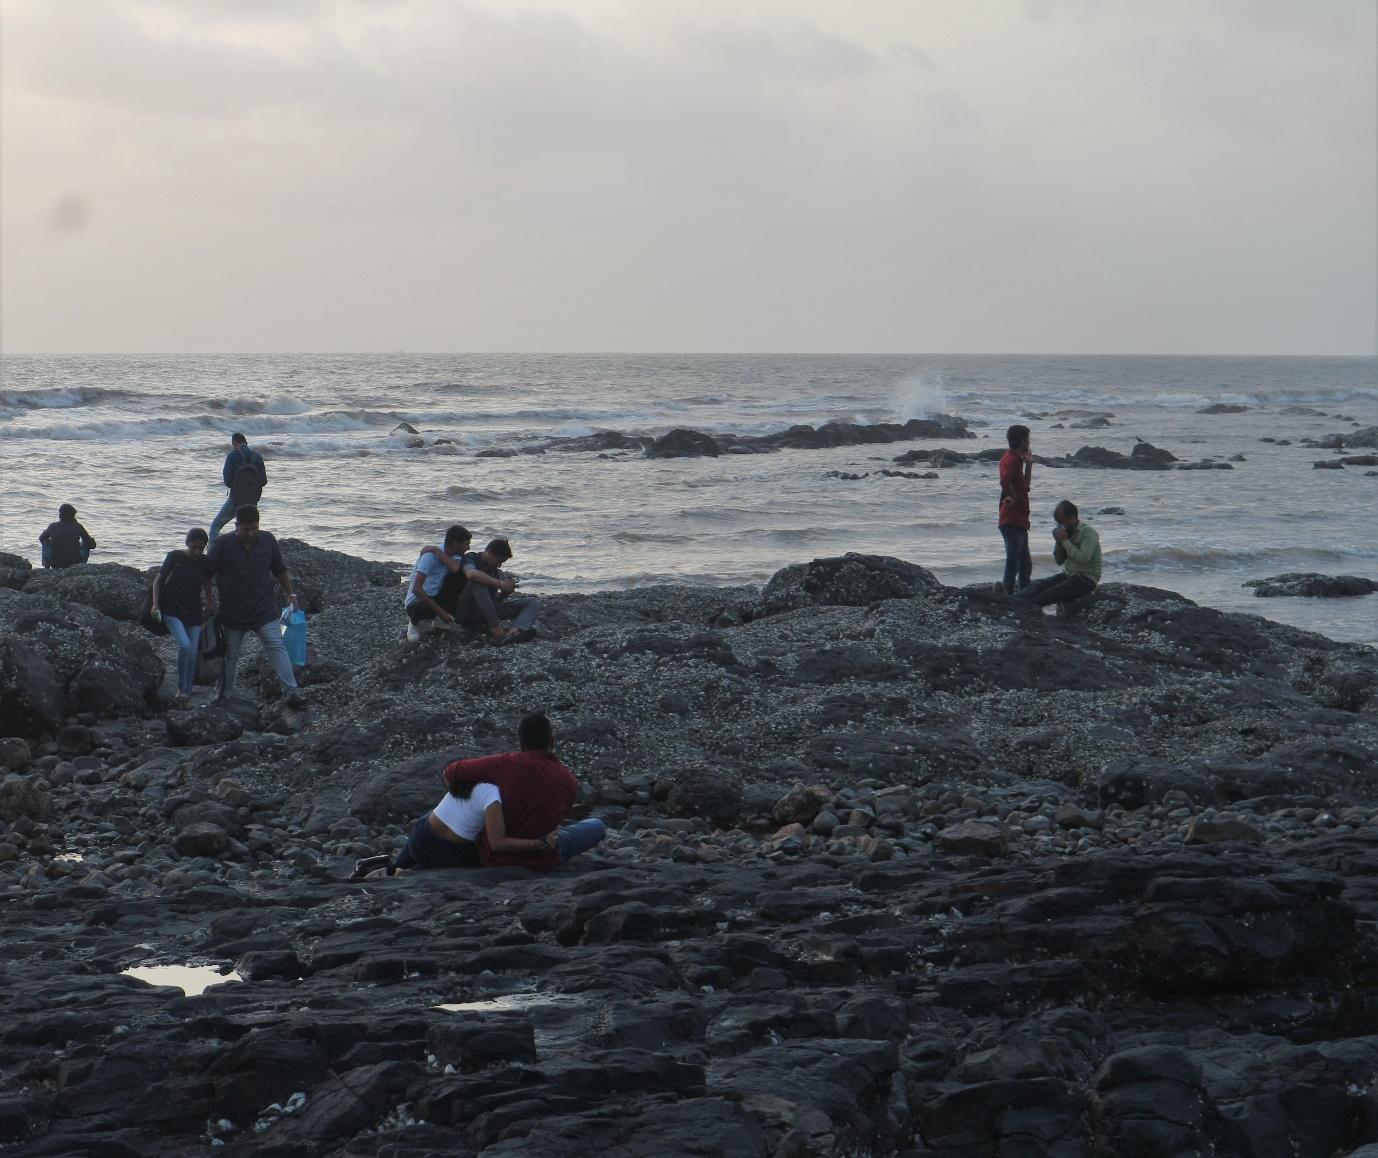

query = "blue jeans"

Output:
[[999, 525, 1031, 594], [1013, 572, 1096, 608], [209, 494, 237, 543], [163, 616, 203, 695], [40, 543, 90, 568], [221, 619, 297, 698], [557, 818, 606, 863]]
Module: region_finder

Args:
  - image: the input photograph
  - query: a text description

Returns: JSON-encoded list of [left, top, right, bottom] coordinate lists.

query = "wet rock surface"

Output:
[[1, 547, 1376, 1156], [1246, 572, 1378, 598]]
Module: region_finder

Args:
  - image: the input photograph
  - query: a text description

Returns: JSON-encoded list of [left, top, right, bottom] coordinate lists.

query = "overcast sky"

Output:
[[1, 0, 1374, 355]]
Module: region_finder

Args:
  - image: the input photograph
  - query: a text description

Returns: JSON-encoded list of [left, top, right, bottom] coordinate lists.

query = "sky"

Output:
[[1, 0, 1374, 355]]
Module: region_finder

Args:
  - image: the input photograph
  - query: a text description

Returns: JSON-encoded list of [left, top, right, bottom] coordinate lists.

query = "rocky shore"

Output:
[[2, 545, 1377, 1157]]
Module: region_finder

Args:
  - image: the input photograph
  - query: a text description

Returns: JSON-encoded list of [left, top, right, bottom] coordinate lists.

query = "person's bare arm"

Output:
[[482, 801, 557, 855], [151, 572, 163, 613], [463, 562, 514, 594]]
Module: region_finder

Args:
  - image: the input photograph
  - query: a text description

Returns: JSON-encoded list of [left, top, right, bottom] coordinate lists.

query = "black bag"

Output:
[[138, 586, 169, 636], [230, 457, 264, 507], [195, 616, 226, 687]]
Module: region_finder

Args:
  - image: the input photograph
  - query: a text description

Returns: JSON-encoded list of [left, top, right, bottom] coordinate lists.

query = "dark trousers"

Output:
[[999, 525, 1032, 594], [1014, 572, 1096, 608], [392, 813, 480, 870], [455, 583, 540, 631], [407, 570, 466, 625]]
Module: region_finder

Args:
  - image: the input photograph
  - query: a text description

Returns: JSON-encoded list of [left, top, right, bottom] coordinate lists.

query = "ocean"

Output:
[[2, 353, 1375, 645]]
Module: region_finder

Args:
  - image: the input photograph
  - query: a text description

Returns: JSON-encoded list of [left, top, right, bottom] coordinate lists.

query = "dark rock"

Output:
[[21, 563, 148, 621], [770, 784, 831, 826], [165, 707, 244, 747], [1183, 818, 1263, 844], [646, 428, 722, 459], [1197, 403, 1249, 414], [1314, 459, 1345, 469], [757, 553, 940, 616], [173, 822, 233, 857], [1245, 572, 1378, 598], [0, 552, 33, 592], [0, 775, 51, 822], [0, 736, 32, 770], [0, 636, 65, 737], [936, 820, 1008, 857], [664, 769, 745, 827]]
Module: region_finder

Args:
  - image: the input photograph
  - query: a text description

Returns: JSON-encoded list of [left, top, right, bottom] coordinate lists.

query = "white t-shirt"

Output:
[[404, 549, 447, 608], [432, 783, 501, 840]]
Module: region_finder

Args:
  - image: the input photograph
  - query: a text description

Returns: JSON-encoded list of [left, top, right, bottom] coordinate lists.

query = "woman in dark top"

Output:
[[151, 528, 215, 703]]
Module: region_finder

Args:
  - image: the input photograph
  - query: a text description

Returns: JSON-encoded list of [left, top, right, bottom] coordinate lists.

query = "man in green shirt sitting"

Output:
[[1012, 499, 1101, 616]]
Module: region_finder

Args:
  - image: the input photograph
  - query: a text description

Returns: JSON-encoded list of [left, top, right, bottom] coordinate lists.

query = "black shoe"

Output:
[[350, 854, 391, 881]]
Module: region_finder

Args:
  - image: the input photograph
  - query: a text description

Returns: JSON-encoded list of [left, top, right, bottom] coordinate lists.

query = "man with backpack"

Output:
[[210, 433, 267, 543]]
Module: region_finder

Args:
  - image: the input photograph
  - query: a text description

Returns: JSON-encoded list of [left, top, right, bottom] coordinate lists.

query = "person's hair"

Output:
[[186, 527, 209, 546], [231, 432, 248, 446], [444, 525, 471, 550], [58, 503, 77, 520], [518, 711, 553, 751], [487, 537, 513, 561], [235, 504, 260, 524], [1054, 500, 1079, 520], [452, 780, 477, 800], [1006, 424, 1030, 450]]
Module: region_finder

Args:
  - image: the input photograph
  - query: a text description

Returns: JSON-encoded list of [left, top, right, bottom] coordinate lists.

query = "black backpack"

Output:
[[230, 454, 264, 506]]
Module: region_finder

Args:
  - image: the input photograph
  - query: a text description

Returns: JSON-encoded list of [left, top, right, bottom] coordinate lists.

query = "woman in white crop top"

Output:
[[351, 777, 560, 877]]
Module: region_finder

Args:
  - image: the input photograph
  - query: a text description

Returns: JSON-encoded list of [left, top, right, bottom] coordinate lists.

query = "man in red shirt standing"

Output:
[[996, 424, 1033, 595], [441, 713, 605, 870]]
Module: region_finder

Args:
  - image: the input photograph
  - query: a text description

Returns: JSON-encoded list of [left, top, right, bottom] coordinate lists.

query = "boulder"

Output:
[[173, 821, 233, 857], [645, 428, 721, 459], [757, 553, 941, 616], [277, 539, 403, 613], [664, 769, 745, 827], [0, 551, 32, 591], [0, 736, 32, 770], [936, 820, 1008, 857], [0, 636, 65, 738], [1245, 573, 1378, 598], [1197, 403, 1249, 414], [21, 563, 148, 621], [1183, 818, 1263, 845], [770, 784, 832, 827], [0, 774, 51, 821]]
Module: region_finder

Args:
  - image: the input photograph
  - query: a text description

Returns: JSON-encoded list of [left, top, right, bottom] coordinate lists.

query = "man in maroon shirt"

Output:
[[996, 424, 1033, 595], [441, 713, 605, 870]]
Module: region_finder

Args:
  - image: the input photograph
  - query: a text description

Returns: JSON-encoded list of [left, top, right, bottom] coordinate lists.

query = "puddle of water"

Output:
[[122, 964, 243, 996], [435, 993, 574, 1014], [55, 852, 85, 863]]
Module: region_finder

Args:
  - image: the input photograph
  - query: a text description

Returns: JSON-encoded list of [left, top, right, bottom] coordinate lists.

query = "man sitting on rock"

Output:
[[456, 537, 540, 645], [404, 524, 471, 643], [1011, 500, 1102, 616], [39, 504, 96, 569]]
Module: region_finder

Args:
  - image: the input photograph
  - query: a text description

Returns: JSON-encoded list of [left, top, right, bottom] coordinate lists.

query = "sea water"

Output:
[[2, 353, 1374, 645]]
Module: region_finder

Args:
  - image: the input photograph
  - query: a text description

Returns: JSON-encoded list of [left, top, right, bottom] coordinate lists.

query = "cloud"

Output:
[[0, 0, 1373, 353]]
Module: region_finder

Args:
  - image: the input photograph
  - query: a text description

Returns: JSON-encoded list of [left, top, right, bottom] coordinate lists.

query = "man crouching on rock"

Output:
[[1011, 499, 1102, 616], [353, 713, 605, 878]]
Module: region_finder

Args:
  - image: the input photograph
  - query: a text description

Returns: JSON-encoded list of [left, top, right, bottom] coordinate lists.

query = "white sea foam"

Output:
[[889, 375, 949, 422]]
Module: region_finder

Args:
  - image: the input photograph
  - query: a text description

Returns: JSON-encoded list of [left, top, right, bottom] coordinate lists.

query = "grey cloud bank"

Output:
[[1, 0, 1373, 354]]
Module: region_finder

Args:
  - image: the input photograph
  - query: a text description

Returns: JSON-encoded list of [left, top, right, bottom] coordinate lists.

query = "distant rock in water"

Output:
[[1245, 573, 1378, 598], [537, 415, 978, 460], [1069, 415, 1115, 428], [1314, 460, 1345, 470], [646, 428, 722, 459], [1302, 425, 1378, 450], [1197, 403, 1249, 414]]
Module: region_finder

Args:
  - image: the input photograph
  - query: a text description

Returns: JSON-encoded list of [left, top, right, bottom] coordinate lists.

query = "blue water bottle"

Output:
[[281, 607, 308, 666]]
